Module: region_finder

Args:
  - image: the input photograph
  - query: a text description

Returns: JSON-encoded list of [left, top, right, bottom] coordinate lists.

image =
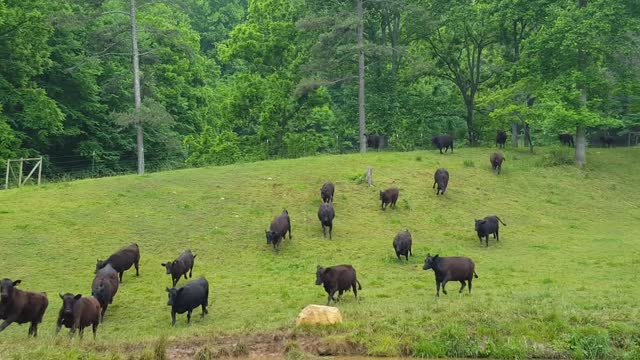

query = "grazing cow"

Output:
[[365, 133, 386, 151], [496, 131, 507, 148], [393, 229, 412, 261], [91, 264, 119, 321], [490, 152, 505, 174], [315, 265, 362, 305], [600, 135, 613, 148], [379, 187, 399, 210], [559, 133, 574, 147], [0, 279, 48, 337], [432, 135, 454, 154], [96, 243, 140, 283], [321, 182, 335, 203], [265, 210, 292, 250], [433, 168, 449, 195], [166, 277, 209, 326], [56, 293, 101, 339], [162, 250, 197, 287], [422, 254, 478, 297], [317, 203, 335, 240], [475, 215, 507, 247]]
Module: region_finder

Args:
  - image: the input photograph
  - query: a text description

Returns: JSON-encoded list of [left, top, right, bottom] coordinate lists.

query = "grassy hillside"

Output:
[[1, 147, 639, 359]]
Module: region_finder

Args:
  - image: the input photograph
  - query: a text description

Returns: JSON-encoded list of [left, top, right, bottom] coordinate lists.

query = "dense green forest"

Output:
[[1, 0, 639, 177]]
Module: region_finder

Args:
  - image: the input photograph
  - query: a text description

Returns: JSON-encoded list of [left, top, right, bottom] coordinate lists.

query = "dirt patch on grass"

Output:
[[165, 331, 365, 359]]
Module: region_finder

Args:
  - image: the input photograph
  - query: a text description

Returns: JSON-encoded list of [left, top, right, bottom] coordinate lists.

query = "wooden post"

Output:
[[38, 157, 42, 185], [366, 166, 373, 187], [4, 159, 9, 190], [18, 158, 23, 188]]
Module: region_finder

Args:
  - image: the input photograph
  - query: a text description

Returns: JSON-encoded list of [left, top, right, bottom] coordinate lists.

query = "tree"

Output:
[[129, 0, 144, 174]]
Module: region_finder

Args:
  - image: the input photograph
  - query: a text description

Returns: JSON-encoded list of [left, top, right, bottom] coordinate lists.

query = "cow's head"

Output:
[[423, 254, 439, 271], [95, 259, 106, 273], [265, 230, 278, 244], [59, 293, 81, 315], [166, 287, 181, 306], [0, 279, 20, 302], [379, 191, 385, 200], [161, 262, 175, 274], [315, 266, 326, 285], [474, 219, 486, 231]]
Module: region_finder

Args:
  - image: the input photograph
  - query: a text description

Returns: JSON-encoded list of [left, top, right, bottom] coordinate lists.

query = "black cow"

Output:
[[91, 264, 119, 321], [317, 203, 335, 240], [162, 250, 197, 287], [600, 135, 613, 148], [433, 168, 449, 195], [559, 134, 574, 147], [423, 254, 478, 297], [166, 277, 209, 326], [321, 182, 335, 203], [379, 187, 399, 210], [393, 229, 412, 261], [0, 279, 48, 337], [490, 152, 505, 174], [475, 215, 507, 247], [265, 210, 292, 250], [432, 135, 453, 154], [315, 265, 362, 305], [96, 243, 140, 283], [365, 134, 386, 151], [496, 130, 507, 148], [56, 293, 101, 339]]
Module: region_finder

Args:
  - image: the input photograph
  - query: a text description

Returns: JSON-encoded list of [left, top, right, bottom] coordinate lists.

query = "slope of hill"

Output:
[[1, 147, 639, 359]]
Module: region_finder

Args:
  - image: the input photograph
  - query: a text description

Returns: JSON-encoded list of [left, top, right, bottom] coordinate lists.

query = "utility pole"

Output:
[[130, 0, 144, 175], [357, 0, 366, 153]]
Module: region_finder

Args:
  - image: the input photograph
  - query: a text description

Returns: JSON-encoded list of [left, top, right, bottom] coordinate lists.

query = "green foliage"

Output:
[[537, 146, 575, 167], [569, 327, 611, 359], [184, 127, 241, 166]]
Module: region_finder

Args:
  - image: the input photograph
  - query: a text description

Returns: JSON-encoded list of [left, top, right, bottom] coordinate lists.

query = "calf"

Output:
[[475, 215, 507, 247], [600, 135, 613, 148], [166, 277, 209, 326], [56, 293, 101, 339], [91, 264, 119, 321], [433, 168, 449, 195], [0, 279, 48, 337], [321, 182, 335, 203], [422, 254, 478, 297], [559, 133, 574, 147], [96, 243, 140, 283], [393, 229, 412, 261], [365, 134, 386, 151], [432, 135, 453, 154], [379, 187, 399, 210], [315, 265, 362, 305], [317, 203, 335, 240], [490, 152, 505, 174], [162, 250, 197, 287], [265, 210, 292, 250], [496, 130, 507, 148]]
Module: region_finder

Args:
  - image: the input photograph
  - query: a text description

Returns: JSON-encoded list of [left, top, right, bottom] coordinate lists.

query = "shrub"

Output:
[[537, 147, 574, 167], [569, 326, 611, 359]]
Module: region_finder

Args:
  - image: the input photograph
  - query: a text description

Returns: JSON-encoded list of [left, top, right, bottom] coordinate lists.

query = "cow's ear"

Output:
[[59, 293, 64, 300], [427, 253, 431, 257], [12, 280, 21, 286], [74, 294, 82, 300], [434, 254, 439, 258], [316, 265, 321, 270], [161, 263, 166, 267], [166, 288, 171, 292]]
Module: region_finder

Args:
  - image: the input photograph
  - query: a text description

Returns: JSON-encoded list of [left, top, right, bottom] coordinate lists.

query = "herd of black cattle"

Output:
[[0, 130, 614, 341]]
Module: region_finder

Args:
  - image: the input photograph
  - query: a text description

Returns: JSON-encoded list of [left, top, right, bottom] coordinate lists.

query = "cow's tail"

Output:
[[474, 271, 479, 279], [496, 216, 507, 226], [356, 280, 362, 290]]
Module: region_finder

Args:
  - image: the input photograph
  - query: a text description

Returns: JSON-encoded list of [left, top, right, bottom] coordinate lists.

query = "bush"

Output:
[[537, 147, 574, 167], [569, 326, 611, 359], [463, 159, 475, 167]]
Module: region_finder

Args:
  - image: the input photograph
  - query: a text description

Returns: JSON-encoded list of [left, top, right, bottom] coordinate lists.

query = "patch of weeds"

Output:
[[486, 337, 527, 359], [284, 341, 300, 353], [349, 172, 367, 184], [153, 334, 168, 360], [463, 159, 475, 167], [437, 324, 480, 357], [415, 155, 423, 161], [231, 342, 249, 357], [400, 198, 413, 210], [542, 277, 553, 284], [195, 347, 215, 360], [537, 147, 574, 167], [568, 326, 611, 359], [368, 335, 400, 356], [412, 338, 447, 357]]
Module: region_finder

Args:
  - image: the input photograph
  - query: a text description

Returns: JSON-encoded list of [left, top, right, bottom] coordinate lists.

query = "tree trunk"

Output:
[[524, 122, 533, 153], [391, 12, 400, 76], [575, 0, 587, 166], [130, 0, 144, 175], [465, 98, 474, 145], [511, 122, 518, 147], [357, 0, 366, 153]]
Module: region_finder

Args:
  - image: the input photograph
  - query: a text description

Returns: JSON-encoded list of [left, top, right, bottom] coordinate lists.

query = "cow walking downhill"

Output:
[[166, 277, 209, 326], [475, 216, 507, 247], [315, 265, 362, 305], [422, 254, 478, 297], [265, 210, 292, 250], [96, 243, 140, 283], [92, 264, 119, 321], [0, 279, 48, 337], [162, 250, 197, 287], [56, 293, 101, 339]]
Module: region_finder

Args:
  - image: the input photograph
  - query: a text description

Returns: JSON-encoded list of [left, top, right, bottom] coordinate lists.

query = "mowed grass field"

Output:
[[1, 147, 640, 359]]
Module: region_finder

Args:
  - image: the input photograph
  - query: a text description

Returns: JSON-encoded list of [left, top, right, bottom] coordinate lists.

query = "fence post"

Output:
[[4, 159, 9, 190], [18, 158, 23, 188], [38, 157, 43, 185]]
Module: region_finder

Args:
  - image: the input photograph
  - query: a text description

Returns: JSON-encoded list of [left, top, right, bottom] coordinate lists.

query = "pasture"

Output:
[[1, 147, 639, 359]]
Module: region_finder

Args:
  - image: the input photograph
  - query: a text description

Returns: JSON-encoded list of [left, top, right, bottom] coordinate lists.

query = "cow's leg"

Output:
[[329, 224, 332, 240], [92, 322, 98, 339], [171, 310, 177, 326], [337, 290, 344, 301], [468, 279, 473, 294], [496, 229, 499, 241], [119, 272, 123, 283], [28, 323, 35, 337], [79, 327, 85, 340], [184, 272, 188, 280], [201, 303, 208, 317], [405, 253, 409, 261], [485, 235, 489, 247], [479, 236, 483, 245], [32, 323, 39, 337], [101, 304, 108, 322], [441, 279, 448, 295], [352, 283, 358, 302], [0, 317, 15, 333], [322, 225, 326, 238], [432, 181, 436, 189], [173, 277, 178, 287], [327, 290, 337, 305], [409, 247, 412, 257], [187, 310, 192, 325], [189, 266, 193, 278], [56, 318, 63, 335], [135, 260, 140, 276], [459, 281, 466, 293], [435, 282, 441, 297]]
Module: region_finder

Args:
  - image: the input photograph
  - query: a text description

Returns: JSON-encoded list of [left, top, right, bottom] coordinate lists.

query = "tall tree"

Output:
[[129, 0, 144, 174], [357, 0, 366, 152]]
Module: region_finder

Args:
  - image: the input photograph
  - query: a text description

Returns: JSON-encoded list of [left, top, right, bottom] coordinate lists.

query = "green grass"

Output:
[[1, 147, 640, 359]]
